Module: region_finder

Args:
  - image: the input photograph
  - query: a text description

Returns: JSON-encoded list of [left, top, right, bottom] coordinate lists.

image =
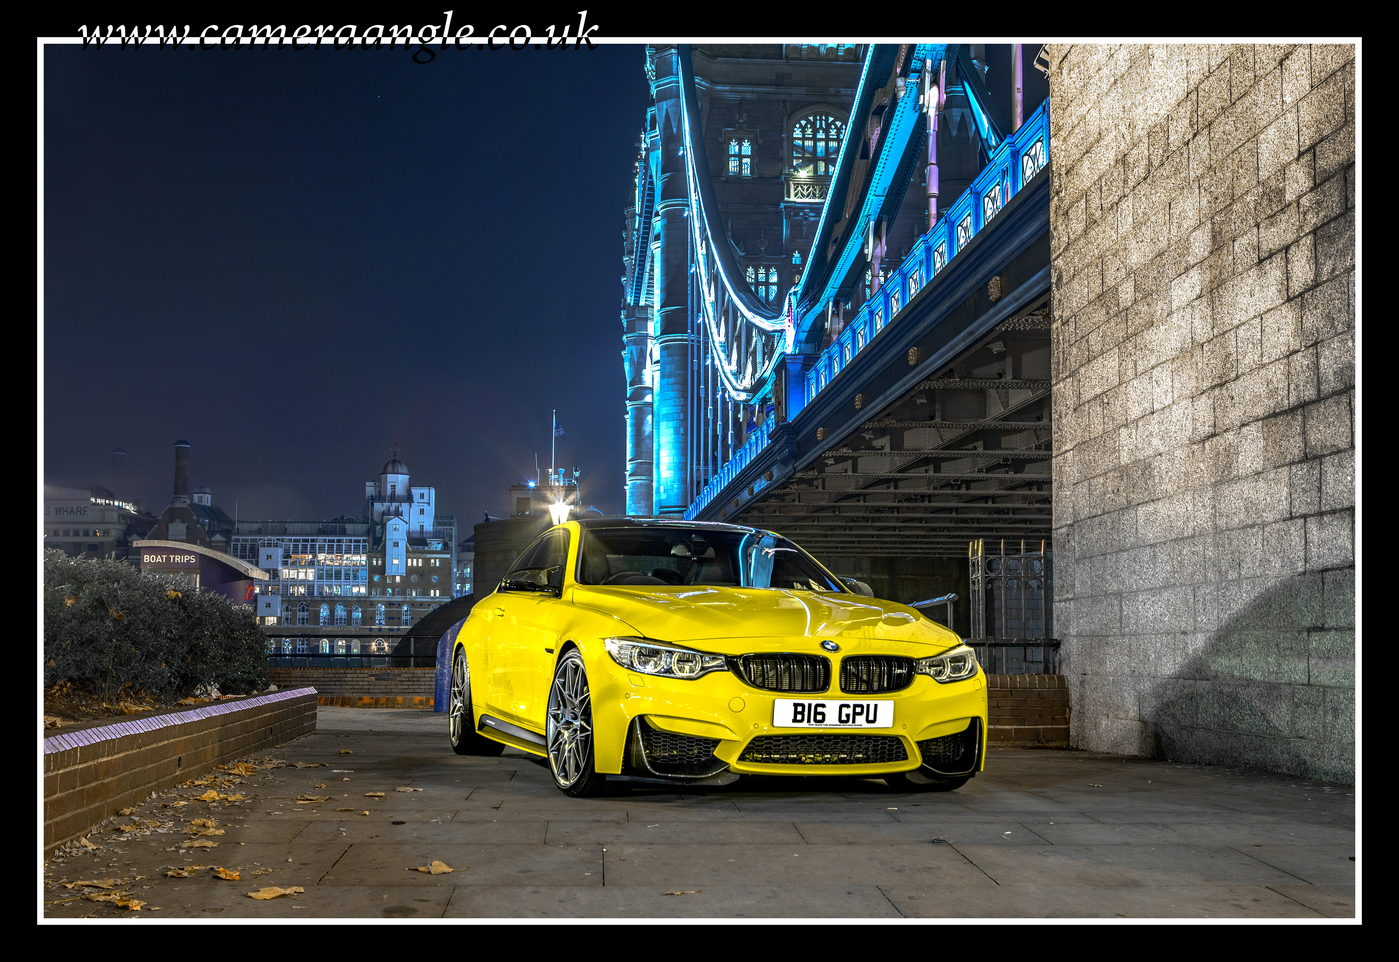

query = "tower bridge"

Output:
[[624, 43, 1054, 564], [621, 43, 1357, 784]]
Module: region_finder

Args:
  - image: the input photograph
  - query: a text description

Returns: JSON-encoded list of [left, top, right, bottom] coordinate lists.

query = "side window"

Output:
[[505, 530, 571, 589]]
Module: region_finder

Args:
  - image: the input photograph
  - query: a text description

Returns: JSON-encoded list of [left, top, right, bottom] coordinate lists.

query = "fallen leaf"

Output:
[[250, 867, 274, 876], [191, 818, 219, 828], [395, 787, 422, 793], [339, 750, 352, 754], [296, 795, 332, 803], [199, 790, 220, 801], [1089, 783, 1103, 788], [165, 868, 192, 878], [213, 867, 241, 880], [407, 861, 454, 874], [113, 896, 146, 910], [190, 827, 225, 836], [663, 890, 702, 896], [78, 836, 100, 850], [335, 808, 355, 812], [314, 783, 327, 789], [360, 811, 370, 816], [179, 839, 218, 849], [364, 792, 385, 798], [62, 879, 118, 890], [229, 763, 258, 775], [248, 886, 304, 900]]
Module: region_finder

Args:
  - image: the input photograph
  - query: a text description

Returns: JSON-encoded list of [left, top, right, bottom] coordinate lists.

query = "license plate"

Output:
[[773, 699, 894, 728]]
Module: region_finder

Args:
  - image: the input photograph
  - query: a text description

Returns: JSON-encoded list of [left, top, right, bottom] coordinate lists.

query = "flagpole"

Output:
[[552, 409, 556, 482]]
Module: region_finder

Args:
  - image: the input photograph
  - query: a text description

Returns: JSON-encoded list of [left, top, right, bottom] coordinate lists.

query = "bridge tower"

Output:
[[624, 44, 873, 517]]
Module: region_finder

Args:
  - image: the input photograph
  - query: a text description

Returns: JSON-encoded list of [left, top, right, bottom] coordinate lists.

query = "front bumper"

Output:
[[590, 656, 988, 779]]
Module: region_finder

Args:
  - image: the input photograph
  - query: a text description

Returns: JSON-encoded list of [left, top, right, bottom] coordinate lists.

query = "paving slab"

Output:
[[882, 882, 1335, 919], [444, 884, 905, 918], [953, 842, 1308, 887], [41, 706, 1357, 921], [601, 841, 997, 888]]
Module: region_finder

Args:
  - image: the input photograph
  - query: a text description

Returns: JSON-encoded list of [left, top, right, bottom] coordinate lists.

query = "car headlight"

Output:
[[913, 644, 979, 684], [604, 637, 728, 679]]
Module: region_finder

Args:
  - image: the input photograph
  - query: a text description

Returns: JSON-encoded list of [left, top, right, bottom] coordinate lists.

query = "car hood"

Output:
[[567, 584, 962, 655]]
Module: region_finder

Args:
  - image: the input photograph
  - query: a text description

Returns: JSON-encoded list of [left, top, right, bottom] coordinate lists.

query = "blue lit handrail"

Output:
[[804, 99, 1050, 405], [683, 414, 774, 520]]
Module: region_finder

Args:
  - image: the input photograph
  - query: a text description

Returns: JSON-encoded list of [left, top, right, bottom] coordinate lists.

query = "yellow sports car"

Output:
[[448, 518, 987, 796]]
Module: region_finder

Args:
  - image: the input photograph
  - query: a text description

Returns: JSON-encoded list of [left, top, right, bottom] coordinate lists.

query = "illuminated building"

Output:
[[43, 483, 153, 561], [228, 453, 458, 650]]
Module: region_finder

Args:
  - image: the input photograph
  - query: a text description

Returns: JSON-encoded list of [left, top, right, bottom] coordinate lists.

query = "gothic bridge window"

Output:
[[791, 112, 845, 177], [747, 265, 779, 303], [727, 138, 753, 177]]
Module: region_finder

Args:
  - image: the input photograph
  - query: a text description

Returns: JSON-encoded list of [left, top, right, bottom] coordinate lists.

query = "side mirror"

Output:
[[840, 577, 874, 597]]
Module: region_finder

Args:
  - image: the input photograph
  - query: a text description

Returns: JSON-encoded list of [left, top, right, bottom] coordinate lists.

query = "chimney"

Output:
[[173, 440, 191, 505], [110, 447, 127, 495]]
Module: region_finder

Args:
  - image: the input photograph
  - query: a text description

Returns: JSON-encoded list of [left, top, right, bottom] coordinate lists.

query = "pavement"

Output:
[[41, 707, 1358, 921]]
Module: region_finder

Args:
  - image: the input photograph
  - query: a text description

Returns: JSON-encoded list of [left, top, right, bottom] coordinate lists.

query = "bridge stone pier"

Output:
[[1046, 44, 1355, 782]]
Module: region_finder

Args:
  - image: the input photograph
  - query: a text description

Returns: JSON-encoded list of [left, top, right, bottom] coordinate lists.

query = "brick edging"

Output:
[[43, 687, 318, 855], [986, 673, 1067, 689], [986, 674, 1069, 747]]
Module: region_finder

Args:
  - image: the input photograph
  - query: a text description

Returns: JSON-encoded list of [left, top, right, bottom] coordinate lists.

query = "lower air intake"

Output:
[[738, 734, 908, 765]]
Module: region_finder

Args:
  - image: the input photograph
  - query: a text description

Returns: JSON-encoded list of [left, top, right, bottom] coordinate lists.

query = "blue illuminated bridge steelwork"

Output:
[[622, 44, 1052, 558]]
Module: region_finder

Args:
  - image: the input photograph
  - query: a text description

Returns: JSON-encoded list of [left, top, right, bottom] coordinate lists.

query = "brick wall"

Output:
[[43, 688, 317, 854], [268, 667, 436, 708], [987, 674, 1070, 747], [1046, 44, 1354, 782]]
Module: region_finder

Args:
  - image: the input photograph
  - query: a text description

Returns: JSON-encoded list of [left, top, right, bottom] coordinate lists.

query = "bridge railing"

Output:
[[684, 414, 774, 521], [804, 99, 1051, 407]]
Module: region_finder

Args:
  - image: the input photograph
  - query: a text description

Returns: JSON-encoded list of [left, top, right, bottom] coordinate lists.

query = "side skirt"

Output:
[[478, 713, 547, 757]]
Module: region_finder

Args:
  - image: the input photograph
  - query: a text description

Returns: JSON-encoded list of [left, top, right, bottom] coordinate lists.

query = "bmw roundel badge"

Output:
[[821, 640, 839, 652]]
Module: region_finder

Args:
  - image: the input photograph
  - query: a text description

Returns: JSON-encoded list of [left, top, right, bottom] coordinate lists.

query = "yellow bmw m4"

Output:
[[448, 518, 987, 797]]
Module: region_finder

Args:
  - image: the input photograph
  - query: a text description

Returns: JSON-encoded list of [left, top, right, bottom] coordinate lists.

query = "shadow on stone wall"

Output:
[[1138, 568, 1354, 784]]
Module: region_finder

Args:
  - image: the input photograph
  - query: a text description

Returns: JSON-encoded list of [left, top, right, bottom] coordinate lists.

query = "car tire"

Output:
[[883, 769, 971, 792], [448, 646, 504, 757], [546, 649, 609, 797]]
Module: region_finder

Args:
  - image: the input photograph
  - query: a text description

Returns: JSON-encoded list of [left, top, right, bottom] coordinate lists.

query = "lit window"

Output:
[[792, 114, 845, 176], [728, 139, 752, 177]]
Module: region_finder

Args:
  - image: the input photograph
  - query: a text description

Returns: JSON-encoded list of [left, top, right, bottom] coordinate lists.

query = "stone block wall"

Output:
[[1045, 44, 1354, 782]]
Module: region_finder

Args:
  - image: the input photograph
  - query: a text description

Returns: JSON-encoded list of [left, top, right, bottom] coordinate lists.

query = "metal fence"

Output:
[[265, 653, 434, 669], [968, 538, 1056, 674]]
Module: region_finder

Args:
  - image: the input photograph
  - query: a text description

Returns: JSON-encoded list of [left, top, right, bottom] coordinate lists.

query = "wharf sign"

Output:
[[141, 549, 200, 568]]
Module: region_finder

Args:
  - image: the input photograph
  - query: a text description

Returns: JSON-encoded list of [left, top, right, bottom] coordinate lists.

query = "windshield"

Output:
[[577, 526, 845, 592]]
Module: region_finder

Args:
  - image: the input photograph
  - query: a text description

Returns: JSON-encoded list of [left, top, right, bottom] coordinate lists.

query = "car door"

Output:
[[485, 529, 568, 729]]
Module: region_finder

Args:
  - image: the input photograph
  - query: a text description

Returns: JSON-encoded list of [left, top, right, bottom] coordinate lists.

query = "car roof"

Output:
[[572, 517, 761, 534]]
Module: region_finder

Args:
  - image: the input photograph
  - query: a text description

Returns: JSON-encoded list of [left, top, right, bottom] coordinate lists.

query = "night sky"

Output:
[[43, 37, 651, 529]]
